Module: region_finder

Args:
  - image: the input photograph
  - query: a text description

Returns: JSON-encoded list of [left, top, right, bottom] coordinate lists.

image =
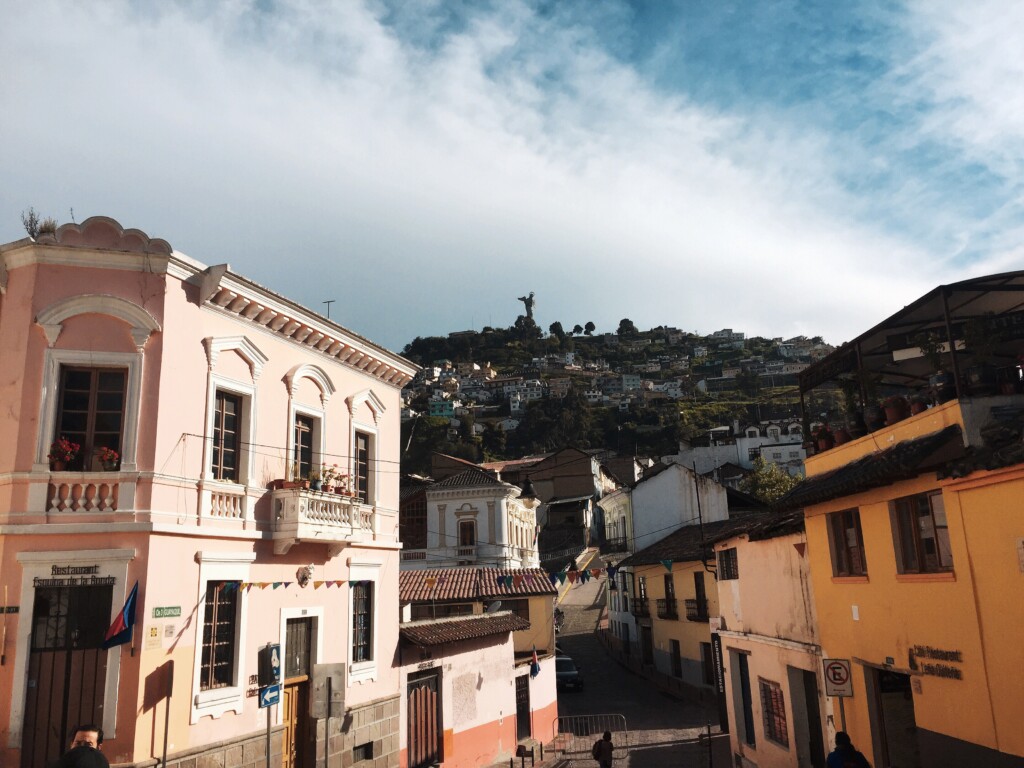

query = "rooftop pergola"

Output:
[[798, 271, 1024, 410]]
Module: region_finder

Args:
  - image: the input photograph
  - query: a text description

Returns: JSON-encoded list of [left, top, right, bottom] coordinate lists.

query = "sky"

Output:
[[2, 0, 1023, 354]]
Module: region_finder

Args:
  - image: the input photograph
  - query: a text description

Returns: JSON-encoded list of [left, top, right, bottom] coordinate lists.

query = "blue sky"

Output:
[[2, 0, 1022, 352]]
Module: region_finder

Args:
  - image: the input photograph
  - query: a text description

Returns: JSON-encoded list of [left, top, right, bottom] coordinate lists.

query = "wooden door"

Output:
[[281, 618, 312, 768], [22, 584, 112, 768], [408, 670, 442, 768], [515, 674, 531, 740]]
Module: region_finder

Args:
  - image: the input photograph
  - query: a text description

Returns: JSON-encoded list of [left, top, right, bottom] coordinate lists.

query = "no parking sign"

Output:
[[823, 658, 853, 697]]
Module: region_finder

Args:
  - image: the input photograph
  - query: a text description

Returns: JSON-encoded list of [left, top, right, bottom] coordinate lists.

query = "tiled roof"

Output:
[[620, 511, 773, 567], [399, 567, 558, 603], [743, 510, 805, 542], [399, 612, 531, 646], [431, 468, 506, 489], [774, 426, 965, 512]]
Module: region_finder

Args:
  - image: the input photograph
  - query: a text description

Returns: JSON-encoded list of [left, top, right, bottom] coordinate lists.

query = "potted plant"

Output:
[[882, 395, 910, 425], [308, 468, 322, 491], [335, 472, 352, 496], [912, 329, 955, 404], [813, 424, 834, 452], [47, 436, 80, 471], [97, 446, 120, 471], [320, 463, 339, 492]]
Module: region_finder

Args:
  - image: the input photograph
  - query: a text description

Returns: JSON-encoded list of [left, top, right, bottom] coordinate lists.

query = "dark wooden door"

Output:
[[22, 584, 112, 768], [515, 674, 531, 740], [408, 670, 442, 768], [282, 618, 313, 768], [640, 624, 654, 666], [802, 669, 826, 768]]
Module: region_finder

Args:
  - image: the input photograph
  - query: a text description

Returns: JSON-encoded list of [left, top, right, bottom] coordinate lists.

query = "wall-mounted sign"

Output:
[[33, 565, 114, 588], [152, 606, 181, 618], [823, 658, 853, 697], [909, 645, 963, 680]]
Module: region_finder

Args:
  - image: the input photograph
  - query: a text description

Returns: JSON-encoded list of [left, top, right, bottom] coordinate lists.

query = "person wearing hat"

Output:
[[827, 731, 871, 768]]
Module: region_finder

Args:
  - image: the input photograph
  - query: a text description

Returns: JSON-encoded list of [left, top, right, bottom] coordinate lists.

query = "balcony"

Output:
[[456, 545, 476, 562], [684, 598, 710, 622], [401, 549, 427, 562], [45, 471, 128, 514], [600, 536, 629, 554], [271, 488, 374, 555], [656, 598, 679, 620], [630, 599, 650, 618]]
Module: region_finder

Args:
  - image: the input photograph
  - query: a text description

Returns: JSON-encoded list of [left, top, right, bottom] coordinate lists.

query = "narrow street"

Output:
[[554, 555, 730, 767]]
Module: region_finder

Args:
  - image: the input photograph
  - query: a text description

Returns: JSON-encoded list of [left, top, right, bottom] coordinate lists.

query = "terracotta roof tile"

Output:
[[399, 612, 531, 646], [399, 567, 558, 603], [431, 468, 505, 489]]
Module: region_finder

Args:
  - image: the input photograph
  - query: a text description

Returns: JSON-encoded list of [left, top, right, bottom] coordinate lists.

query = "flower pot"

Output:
[[51, 460, 67, 472], [103, 461, 119, 472], [909, 396, 929, 415], [864, 405, 886, 432], [310, 480, 323, 491], [816, 434, 835, 452], [883, 397, 910, 425], [833, 428, 852, 445]]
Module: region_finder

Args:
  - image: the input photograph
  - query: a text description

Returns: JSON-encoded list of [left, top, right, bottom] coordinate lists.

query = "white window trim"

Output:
[[351, 422, 379, 507], [288, 402, 325, 479], [35, 349, 144, 472], [9, 549, 135, 748], [277, 606, 325, 726], [204, 373, 258, 488], [348, 561, 381, 684], [190, 551, 256, 723]]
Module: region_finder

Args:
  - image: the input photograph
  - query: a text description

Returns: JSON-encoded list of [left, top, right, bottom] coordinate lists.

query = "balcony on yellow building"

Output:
[[656, 598, 679, 620]]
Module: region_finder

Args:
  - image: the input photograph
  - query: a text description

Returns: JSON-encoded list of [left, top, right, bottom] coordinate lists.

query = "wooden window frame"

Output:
[[759, 677, 789, 747], [352, 581, 374, 664], [718, 548, 739, 580], [212, 390, 242, 483], [891, 492, 953, 574], [54, 366, 127, 471], [827, 509, 869, 577], [354, 430, 372, 503], [200, 581, 239, 691]]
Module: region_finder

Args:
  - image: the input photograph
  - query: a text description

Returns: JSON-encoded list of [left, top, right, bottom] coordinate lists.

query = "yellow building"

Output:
[[779, 273, 1024, 768], [621, 516, 764, 696]]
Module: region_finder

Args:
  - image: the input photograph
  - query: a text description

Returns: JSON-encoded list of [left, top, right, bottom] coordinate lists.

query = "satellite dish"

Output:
[[485, 600, 502, 614]]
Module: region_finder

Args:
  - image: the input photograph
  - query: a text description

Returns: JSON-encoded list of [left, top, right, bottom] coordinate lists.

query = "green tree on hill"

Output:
[[739, 457, 801, 503]]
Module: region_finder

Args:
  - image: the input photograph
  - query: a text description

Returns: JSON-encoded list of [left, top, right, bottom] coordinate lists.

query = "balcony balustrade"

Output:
[[656, 598, 679, 620], [631, 599, 650, 618], [47, 472, 122, 513], [272, 487, 374, 555], [684, 598, 710, 622]]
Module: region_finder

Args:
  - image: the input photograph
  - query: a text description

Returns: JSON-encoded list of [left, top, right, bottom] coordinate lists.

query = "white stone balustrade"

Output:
[[47, 474, 121, 513], [271, 488, 376, 555]]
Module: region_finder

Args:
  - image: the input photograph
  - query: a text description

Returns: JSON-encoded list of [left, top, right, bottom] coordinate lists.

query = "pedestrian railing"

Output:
[[551, 714, 629, 765]]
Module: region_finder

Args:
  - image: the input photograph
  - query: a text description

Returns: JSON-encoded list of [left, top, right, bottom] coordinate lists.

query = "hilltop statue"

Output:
[[518, 291, 536, 320]]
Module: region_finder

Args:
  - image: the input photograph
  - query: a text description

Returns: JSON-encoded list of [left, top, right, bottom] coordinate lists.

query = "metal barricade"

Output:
[[551, 714, 629, 765]]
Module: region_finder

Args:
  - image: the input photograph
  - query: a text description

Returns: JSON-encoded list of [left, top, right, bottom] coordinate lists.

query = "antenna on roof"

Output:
[[323, 299, 335, 319]]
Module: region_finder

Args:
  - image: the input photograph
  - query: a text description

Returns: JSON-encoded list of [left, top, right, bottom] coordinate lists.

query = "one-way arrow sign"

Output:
[[259, 684, 280, 709]]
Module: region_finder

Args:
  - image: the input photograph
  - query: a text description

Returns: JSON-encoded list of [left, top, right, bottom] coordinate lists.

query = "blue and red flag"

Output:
[[530, 645, 540, 678], [102, 580, 139, 650]]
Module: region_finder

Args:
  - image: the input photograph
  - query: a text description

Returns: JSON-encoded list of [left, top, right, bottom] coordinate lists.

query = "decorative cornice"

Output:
[[346, 388, 387, 425], [204, 335, 270, 381], [36, 294, 161, 351], [39, 216, 173, 254], [285, 363, 336, 406]]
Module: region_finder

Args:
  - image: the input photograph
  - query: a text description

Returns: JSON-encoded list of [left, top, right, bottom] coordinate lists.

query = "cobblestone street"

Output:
[[553, 555, 730, 767]]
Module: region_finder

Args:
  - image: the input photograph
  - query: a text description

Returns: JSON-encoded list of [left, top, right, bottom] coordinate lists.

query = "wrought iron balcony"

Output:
[[684, 598, 710, 622], [600, 536, 629, 554], [656, 598, 679, 620], [630, 599, 650, 618], [271, 487, 374, 556]]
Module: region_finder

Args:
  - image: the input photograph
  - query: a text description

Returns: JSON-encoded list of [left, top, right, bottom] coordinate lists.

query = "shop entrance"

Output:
[[871, 669, 921, 768], [22, 584, 112, 768]]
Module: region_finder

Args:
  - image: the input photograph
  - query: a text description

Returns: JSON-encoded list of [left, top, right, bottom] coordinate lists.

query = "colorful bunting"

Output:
[[313, 581, 324, 589], [567, 571, 577, 583], [556, 572, 567, 585], [606, 566, 618, 580], [272, 582, 282, 589], [660, 559, 674, 573], [425, 576, 437, 588], [513, 575, 524, 587], [548, 573, 559, 586], [591, 568, 602, 578]]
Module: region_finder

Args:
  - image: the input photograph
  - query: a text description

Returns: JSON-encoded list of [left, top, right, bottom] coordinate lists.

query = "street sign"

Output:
[[823, 658, 853, 697], [259, 684, 281, 709], [258, 643, 281, 687]]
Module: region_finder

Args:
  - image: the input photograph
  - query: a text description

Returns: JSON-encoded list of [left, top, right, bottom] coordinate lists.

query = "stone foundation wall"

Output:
[[318, 693, 401, 768], [130, 726, 284, 768]]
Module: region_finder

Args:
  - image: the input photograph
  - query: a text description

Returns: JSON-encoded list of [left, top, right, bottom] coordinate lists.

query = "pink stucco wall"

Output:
[[0, 222, 415, 767]]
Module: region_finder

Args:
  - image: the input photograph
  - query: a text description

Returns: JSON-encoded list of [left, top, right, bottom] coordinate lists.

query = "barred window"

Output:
[[718, 548, 739, 580], [759, 678, 789, 747], [352, 581, 374, 663], [201, 581, 238, 690]]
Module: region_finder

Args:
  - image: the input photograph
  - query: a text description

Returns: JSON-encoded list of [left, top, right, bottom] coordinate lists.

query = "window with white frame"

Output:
[[211, 390, 243, 482], [191, 551, 254, 722], [54, 366, 127, 471], [354, 430, 373, 503], [348, 562, 380, 682]]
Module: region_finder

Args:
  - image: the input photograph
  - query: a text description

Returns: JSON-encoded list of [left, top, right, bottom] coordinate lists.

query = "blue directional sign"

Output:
[[259, 683, 281, 709]]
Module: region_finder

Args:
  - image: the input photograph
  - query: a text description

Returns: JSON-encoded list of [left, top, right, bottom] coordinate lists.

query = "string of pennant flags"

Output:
[[218, 580, 373, 592]]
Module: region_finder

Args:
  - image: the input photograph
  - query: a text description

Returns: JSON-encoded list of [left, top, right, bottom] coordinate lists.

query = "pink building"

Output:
[[0, 218, 417, 768]]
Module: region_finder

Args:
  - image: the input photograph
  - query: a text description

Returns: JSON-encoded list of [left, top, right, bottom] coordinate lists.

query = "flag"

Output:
[[530, 645, 541, 678], [102, 581, 139, 650], [661, 559, 674, 573]]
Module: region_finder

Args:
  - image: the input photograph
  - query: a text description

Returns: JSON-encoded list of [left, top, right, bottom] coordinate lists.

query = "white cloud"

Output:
[[0, 0, 1003, 350]]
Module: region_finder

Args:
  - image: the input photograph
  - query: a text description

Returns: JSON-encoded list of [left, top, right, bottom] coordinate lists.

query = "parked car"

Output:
[[556, 655, 584, 691]]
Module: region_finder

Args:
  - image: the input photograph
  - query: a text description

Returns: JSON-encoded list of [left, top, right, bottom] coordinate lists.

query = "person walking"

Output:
[[592, 730, 614, 768], [53, 724, 111, 768], [826, 731, 871, 768]]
